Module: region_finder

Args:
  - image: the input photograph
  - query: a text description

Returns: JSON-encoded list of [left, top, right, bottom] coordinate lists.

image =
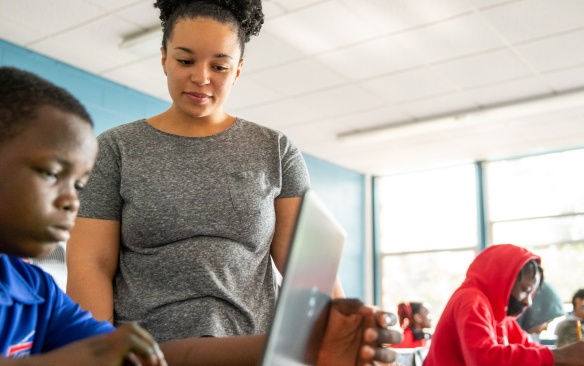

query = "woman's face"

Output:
[[162, 17, 243, 121]]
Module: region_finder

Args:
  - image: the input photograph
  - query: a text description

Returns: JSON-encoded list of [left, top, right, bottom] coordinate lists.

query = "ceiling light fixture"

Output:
[[119, 26, 163, 56], [338, 88, 584, 145]]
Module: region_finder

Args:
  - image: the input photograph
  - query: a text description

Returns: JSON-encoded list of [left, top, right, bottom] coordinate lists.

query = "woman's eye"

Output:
[[214, 65, 228, 71], [177, 59, 192, 65]]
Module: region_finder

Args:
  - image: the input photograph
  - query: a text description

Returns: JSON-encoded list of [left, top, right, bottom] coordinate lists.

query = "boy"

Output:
[[0, 66, 166, 365]]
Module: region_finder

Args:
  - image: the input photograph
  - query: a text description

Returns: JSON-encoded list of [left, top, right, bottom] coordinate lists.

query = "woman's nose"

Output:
[[191, 65, 209, 85]]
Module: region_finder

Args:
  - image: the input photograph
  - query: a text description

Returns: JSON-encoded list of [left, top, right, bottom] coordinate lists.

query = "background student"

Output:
[[393, 301, 432, 349], [424, 244, 584, 366], [555, 289, 584, 347]]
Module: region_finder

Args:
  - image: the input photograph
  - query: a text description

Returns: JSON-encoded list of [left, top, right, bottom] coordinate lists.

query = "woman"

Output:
[[393, 301, 432, 348], [66, 0, 344, 343]]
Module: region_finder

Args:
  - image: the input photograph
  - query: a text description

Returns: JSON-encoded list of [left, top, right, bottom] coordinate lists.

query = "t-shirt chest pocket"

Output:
[[227, 171, 270, 214]]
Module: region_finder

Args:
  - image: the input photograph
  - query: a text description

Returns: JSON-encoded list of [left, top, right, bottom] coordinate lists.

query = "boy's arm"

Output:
[[66, 217, 120, 322], [0, 323, 166, 366]]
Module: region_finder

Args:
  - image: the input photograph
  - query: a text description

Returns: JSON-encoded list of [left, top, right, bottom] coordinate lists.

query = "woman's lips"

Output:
[[185, 92, 210, 104]]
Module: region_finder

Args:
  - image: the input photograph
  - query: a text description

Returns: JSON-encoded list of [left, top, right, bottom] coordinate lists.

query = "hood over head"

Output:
[[462, 244, 541, 322]]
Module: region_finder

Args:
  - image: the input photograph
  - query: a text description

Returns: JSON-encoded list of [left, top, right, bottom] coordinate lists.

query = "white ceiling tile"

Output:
[[398, 92, 479, 119], [114, 1, 161, 29], [262, 2, 286, 19], [0, 16, 45, 44], [243, 31, 304, 73], [224, 76, 284, 110], [87, 0, 149, 12], [236, 99, 325, 129], [274, 0, 327, 11], [315, 37, 419, 81], [517, 29, 584, 73], [360, 68, 456, 103], [467, 0, 518, 8], [294, 84, 386, 117], [281, 119, 349, 147], [266, 1, 379, 55], [542, 65, 584, 91], [392, 14, 504, 64], [0, 0, 106, 37], [339, 0, 472, 34], [333, 105, 412, 131], [481, 0, 584, 43], [44, 15, 147, 73], [433, 49, 532, 89], [466, 77, 551, 106], [250, 58, 347, 96]]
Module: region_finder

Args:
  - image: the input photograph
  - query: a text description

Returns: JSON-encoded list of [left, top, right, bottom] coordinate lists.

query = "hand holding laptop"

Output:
[[317, 298, 402, 366]]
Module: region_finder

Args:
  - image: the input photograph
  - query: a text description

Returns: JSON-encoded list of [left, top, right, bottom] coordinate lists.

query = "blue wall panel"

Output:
[[304, 154, 366, 299], [0, 38, 367, 299]]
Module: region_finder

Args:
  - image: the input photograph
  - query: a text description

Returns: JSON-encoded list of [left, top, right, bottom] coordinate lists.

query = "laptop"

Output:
[[260, 189, 347, 366]]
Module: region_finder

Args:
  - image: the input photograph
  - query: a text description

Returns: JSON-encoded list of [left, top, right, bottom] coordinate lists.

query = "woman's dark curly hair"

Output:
[[153, 0, 263, 58], [0, 66, 93, 144]]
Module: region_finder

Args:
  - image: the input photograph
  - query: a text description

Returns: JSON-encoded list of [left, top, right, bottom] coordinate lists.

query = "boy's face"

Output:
[[0, 105, 97, 258]]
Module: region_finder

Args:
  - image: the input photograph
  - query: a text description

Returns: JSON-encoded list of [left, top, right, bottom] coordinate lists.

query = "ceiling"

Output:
[[2, 0, 584, 176]]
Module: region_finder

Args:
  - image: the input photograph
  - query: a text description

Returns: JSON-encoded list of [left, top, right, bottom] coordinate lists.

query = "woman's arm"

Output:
[[66, 217, 120, 323], [270, 197, 345, 298]]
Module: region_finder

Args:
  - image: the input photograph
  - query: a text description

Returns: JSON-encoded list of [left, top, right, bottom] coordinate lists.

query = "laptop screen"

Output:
[[260, 190, 346, 366]]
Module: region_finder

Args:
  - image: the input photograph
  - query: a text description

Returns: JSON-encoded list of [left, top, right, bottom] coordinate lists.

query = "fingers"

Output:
[[360, 344, 397, 364], [115, 323, 167, 366]]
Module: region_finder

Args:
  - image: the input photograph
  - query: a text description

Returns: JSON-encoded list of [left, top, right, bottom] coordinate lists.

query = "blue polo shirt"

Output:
[[0, 255, 114, 358]]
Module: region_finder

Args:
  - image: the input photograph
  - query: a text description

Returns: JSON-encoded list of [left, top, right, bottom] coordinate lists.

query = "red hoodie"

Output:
[[423, 244, 554, 366]]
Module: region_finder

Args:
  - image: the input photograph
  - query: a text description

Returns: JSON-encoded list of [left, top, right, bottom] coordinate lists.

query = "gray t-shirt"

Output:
[[78, 118, 310, 342]]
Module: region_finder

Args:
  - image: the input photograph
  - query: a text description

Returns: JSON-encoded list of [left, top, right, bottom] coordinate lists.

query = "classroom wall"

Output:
[[0, 38, 366, 299]]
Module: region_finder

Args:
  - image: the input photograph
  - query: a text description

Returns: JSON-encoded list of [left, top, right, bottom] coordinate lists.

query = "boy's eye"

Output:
[[38, 169, 58, 182]]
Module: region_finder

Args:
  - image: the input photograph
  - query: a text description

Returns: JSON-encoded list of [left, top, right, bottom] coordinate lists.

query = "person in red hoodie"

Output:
[[423, 244, 584, 366]]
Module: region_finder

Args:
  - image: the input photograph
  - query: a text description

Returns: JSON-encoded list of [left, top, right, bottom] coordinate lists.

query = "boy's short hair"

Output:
[[0, 66, 93, 143]]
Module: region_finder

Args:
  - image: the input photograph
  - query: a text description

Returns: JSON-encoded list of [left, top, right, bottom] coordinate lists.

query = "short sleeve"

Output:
[[34, 267, 114, 352], [278, 134, 310, 198], [78, 130, 123, 220]]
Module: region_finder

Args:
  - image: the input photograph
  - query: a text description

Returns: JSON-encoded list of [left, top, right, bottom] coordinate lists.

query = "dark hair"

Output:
[[397, 302, 424, 329], [153, 0, 263, 58], [572, 289, 584, 308], [0, 67, 93, 143], [517, 259, 544, 288]]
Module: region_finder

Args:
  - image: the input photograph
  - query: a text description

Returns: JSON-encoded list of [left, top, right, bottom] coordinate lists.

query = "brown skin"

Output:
[[0, 106, 166, 366]]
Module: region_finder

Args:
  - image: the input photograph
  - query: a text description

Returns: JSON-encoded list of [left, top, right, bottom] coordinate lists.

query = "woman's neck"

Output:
[[148, 107, 236, 137]]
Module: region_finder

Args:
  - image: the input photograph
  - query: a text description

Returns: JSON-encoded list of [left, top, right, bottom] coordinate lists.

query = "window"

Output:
[[376, 165, 478, 320]]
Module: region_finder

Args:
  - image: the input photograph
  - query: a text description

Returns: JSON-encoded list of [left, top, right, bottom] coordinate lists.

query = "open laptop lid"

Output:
[[260, 189, 347, 366]]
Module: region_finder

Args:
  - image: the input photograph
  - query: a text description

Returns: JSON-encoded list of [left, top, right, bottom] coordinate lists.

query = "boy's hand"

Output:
[[35, 322, 167, 366], [317, 298, 402, 366]]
